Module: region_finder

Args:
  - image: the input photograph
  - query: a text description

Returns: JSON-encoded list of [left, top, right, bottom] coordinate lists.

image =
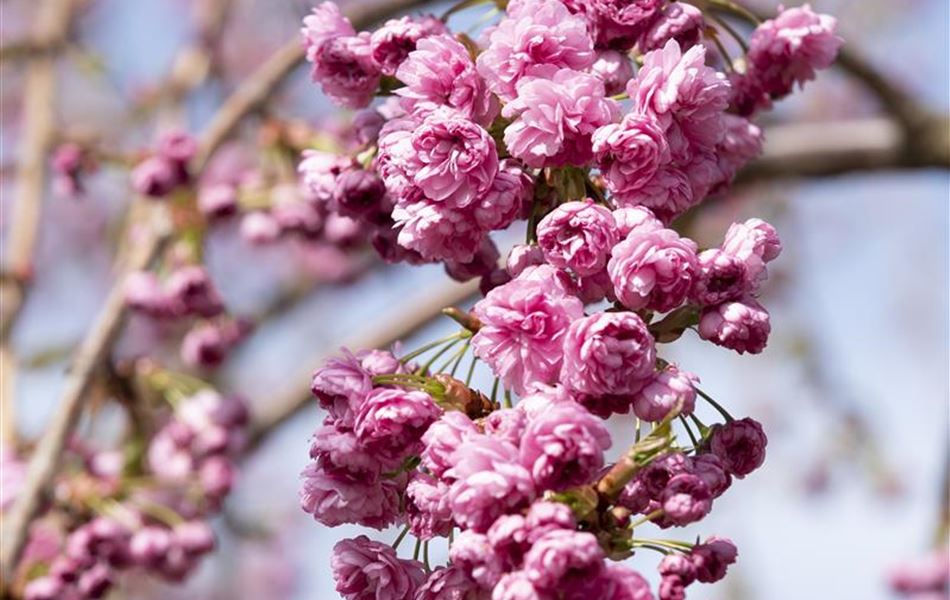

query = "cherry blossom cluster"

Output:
[[295, 0, 841, 598], [9, 391, 247, 599]]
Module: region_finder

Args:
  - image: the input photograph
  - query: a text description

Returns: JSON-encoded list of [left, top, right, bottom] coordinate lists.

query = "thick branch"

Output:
[[192, 0, 436, 170], [739, 116, 949, 182], [0, 215, 172, 585], [244, 279, 480, 453]]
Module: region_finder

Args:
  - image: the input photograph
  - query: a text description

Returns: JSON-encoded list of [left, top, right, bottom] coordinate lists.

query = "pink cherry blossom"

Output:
[[560, 312, 656, 396], [331, 535, 425, 600], [608, 226, 698, 312], [698, 297, 771, 354], [536, 200, 619, 276]]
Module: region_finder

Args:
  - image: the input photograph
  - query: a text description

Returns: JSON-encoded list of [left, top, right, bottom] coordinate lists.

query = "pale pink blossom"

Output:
[[472, 265, 584, 394], [608, 227, 698, 312], [593, 113, 670, 201], [301, 2, 355, 63], [522, 530, 604, 590], [536, 201, 618, 276], [519, 401, 611, 491], [504, 69, 618, 168], [590, 50, 635, 96], [396, 34, 497, 125], [560, 312, 656, 396], [421, 411, 479, 478], [477, 0, 595, 102]]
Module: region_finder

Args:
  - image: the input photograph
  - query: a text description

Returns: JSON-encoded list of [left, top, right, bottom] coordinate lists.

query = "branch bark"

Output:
[[740, 115, 950, 182]]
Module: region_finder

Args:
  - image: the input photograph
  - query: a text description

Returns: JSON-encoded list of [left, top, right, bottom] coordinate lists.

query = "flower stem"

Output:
[[695, 387, 734, 422], [392, 524, 411, 550], [401, 333, 462, 364], [629, 509, 665, 530], [423, 540, 431, 572], [679, 415, 699, 448], [419, 337, 464, 375], [413, 537, 422, 561]]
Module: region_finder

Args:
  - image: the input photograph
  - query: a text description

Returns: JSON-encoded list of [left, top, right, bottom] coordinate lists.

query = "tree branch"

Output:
[[0, 213, 172, 585], [739, 116, 949, 182], [192, 0, 437, 170], [0, 0, 76, 452]]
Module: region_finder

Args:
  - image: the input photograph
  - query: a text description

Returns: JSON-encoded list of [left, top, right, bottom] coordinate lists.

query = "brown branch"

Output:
[[0, 214, 172, 585], [739, 116, 949, 182], [244, 279, 480, 454], [0, 0, 76, 453], [192, 0, 437, 171]]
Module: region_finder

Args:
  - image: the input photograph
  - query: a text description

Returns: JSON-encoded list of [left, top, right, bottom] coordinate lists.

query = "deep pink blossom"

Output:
[[691, 453, 732, 498], [560, 312, 656, 396], [331, 535, 425, 600], [737, 5, 842, 113], [472, 265, 584, 394], [309, 33, 381, 109], [309, 425, 394, 478], [300, 464, 403, 529], [301, 2, 355, 63], [661, 473, 712, 525], [446, 435, 536, 531], [690, 249, 748, 306], [698, 297, 771, 354], [477, 0, 595, 102], [298, 150, 356, 204], [406, 472, 454, 539], [370, 15, 446, 76], [406, 108, 498, 208], [536, 201, 619, 276], [690, 537, 738, 583], [522, 530, 604, 590], [416, 566, 485, 600], [721, 218, 781, 285], [396, 34, 497, 125], [450, 530, 507, 588], [608, 226, 698, 312], [628, 41, 730, 161], [709, 417, 767, 478], [354, 388, 441, 460], [613, 166, 695, 223], [599, 565, 656, 600], [504, 69, 618, 168], [632, 365, 697, 422], [590, 50, 634, 96], [593, 113, 670, 202], [519, 401, 611, 490], [445, 238, 502, 282], [392, 199, 486, 262], [612, 207, 662, 237], [506, 244, 545, 278], [421, 411, 479, 478], [582, 0, 663, 50], [492, 571, 545, 600], [472, 159, 534, 231], [638, 2, 704, 52]]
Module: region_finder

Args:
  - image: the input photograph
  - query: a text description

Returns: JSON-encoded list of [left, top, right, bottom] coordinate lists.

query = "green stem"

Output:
[[423, 540, 431, 572], [439, 341, 469, 376], [695, 387, 734, 422], [490, 378, 500, 403], [707, 11, 749, 53], [419, 338, 464, 375], [503, 389, 513, 409], [401, 333, 462, 364], [679, 415, 699, 448], [464, 355, 478, 386], [629, 509, 665, 530], [413, 538, 422, 561], [392, 524, 411, 550], [635, 418, 642, 443]]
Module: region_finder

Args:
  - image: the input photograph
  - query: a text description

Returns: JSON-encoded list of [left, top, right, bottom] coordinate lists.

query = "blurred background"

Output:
[[1, 0, 947, 598]]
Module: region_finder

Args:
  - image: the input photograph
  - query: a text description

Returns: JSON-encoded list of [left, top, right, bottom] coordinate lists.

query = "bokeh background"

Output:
[[1, 0, 948, 598]]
